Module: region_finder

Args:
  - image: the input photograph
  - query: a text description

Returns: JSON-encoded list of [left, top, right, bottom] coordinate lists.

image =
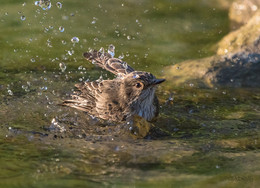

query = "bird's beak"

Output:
[[152, 78, 165, 85]]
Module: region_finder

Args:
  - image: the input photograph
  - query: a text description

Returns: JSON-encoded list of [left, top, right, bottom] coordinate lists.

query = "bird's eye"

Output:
[[135, 82, 142, 88]]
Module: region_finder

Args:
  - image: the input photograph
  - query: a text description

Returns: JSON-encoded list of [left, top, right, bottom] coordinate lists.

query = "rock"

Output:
[[164, 52, 260, 88], [164, 5, 260, 88], [205, 52, 260, 87], [229, 0, 260, 29], [164, 57, 215, 88], [164, 9, 260, 88], [217, 10, 260, 55]]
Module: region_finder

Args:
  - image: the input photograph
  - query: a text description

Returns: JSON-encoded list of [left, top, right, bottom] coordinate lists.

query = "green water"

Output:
[[0, 0, 259, 187]]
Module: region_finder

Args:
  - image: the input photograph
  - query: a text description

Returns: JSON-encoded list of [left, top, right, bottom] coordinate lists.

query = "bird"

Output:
[[63, 48, 165, 122]]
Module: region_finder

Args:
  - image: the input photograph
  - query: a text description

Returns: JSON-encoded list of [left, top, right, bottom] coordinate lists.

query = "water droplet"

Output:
[[114, 146, 120, 151], [7, 89, 13, 96], [133, 74, 140, 79], [38, 0, 52, 10], [56, 2, 62, 9], [59, 26, 64, 32], [67, 50, 74, 56], [30, 58, 35, 62], [20, 15, 26, 21], [127, 36, 131, 40], [41, 86, 48, 91], [50, 118, 66, 132], [97, 75, 103, 82], [168, 96, 174, 101], [99, 47, 104, 54], [118, 53, 124, 59], [59, 62, 66, 72], [71, 37, 79, 43], [78, 65, 83, 70], [108, 44, 115, 57], [34, 1, 40, 6]]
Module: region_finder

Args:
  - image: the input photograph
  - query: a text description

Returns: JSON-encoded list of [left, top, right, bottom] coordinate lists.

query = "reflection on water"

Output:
[[0, 0, 259, 187]]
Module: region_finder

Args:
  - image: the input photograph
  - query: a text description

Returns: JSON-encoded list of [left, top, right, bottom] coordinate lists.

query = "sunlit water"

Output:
[[0, 0, 259, 187]]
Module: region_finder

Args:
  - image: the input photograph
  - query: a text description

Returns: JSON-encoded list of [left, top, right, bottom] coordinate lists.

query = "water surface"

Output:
[[0, 0, 259, 187]]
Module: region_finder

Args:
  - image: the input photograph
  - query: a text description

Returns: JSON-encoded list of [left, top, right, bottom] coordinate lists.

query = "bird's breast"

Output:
[[133, 90, 157, 121]]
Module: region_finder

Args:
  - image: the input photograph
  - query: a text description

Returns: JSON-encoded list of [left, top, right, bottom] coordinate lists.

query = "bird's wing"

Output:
[[83, 50, 135, 76], [63, 81, 99, 114], [63, 80, 128, 121]]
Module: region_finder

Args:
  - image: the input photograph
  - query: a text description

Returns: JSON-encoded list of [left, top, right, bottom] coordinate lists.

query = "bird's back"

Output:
[[63, 79, 131, 122]]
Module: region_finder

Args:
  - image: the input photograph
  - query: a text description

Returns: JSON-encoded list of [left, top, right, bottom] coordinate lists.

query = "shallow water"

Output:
[[0, 0, 259, 187]]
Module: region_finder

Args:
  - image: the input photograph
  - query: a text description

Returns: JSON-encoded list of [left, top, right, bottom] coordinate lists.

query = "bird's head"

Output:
[[122, 71, 165, 101]]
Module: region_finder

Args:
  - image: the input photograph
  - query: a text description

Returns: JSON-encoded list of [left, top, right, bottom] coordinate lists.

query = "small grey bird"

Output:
[[63, 49, 165, 122]]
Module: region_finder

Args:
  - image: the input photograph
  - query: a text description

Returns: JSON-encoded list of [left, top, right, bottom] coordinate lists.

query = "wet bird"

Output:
[[63, 49, 165, 122]]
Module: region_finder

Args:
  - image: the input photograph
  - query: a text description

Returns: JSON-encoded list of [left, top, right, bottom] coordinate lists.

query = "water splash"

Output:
[[67, 50, 74, 56], [133, 74, 140, 79], [7, 89, 13, 96], [71, 37, 79, 43], [50, 118, 66, 132], [35, 0, 52, 10], [20, 15, 26, 21], [59, 62, 66, 72], [99, 47, 104, 54], [118, 53, 124, 59], [56, 2, 62, 9], [108, 44, 115, 57], [59, 26, 64, 32]]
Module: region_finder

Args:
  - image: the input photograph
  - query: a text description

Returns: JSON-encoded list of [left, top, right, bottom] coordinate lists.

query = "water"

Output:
[[36, 0, 52, 10], [108, 44, 115, 57], [20, 15, 26, 21], [71, 37, 79, 44], [58, 26, 64, 32], [0, 0, 259, 187], [59, 62, 66, 72], [56, 2, 62, 9]]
